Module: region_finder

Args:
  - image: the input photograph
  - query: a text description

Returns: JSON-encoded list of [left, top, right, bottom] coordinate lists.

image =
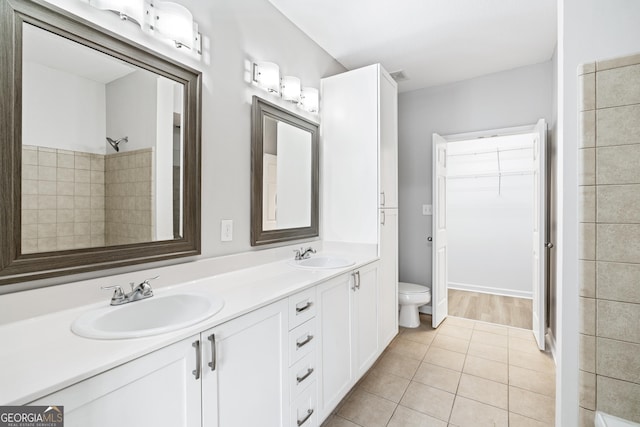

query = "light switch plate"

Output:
[[422, 204, 433, 216], [221, 220, 233, 241]]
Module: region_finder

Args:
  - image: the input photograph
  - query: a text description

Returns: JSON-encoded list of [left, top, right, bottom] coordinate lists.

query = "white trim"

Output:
[[547, 327, 557, 365], [448, 281, 533, 299], [443, 124, 537, 142]]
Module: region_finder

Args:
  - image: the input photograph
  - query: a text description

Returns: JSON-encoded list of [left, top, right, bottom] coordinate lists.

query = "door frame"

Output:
[[431, 123, 549, 342]]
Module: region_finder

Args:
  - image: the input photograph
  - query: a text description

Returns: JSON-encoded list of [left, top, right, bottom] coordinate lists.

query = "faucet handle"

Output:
[[101, 285, 126, 304]]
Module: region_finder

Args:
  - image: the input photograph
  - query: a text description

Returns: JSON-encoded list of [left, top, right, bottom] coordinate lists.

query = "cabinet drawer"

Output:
[[288, 287, 317, 330], [291, 382, 317, 427], [289, 318, 317, 365], [290, 352, 316, 401]]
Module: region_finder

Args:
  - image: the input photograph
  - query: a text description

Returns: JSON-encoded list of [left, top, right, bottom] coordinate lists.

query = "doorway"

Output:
[[431, 120, 548, 349]]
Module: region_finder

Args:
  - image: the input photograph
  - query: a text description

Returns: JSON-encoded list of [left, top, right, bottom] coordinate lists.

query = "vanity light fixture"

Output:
[[253, 62, 281, 95], [280, 76, 301, 102], [251, 62, 319, 114], [86, 0, 202, 55], [300, 87, 319, 113]]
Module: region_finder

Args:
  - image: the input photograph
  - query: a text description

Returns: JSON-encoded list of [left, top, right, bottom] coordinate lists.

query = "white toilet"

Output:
[[398, 282, 431, 328]]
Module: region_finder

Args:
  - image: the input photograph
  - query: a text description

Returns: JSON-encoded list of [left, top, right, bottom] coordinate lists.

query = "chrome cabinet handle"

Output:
[[296, 301, 313, 313], [297, 409, 314, 426], [192, 340, 201, 380], [296, 367, 314, 384], [351, 272, 357, 291], [381, 210, 386, 225], [296, 334, 314, 349], [207, 334, 216, 371], [380, 191, 386, 206], [356, 271, 361, 290]]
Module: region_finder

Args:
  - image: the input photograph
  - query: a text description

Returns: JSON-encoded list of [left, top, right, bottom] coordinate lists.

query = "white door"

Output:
[[202, 300, 288, 427], [317, 274, 353, 419], [354, 263, 379, 378], [532, 119, 547, 350], [378, 209, 398, 348], [432, 134, 448, 328], [31, 336, 202, 427]]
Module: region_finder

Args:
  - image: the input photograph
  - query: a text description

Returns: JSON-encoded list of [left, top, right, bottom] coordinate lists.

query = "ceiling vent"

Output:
[[389, 70, 408, 82]]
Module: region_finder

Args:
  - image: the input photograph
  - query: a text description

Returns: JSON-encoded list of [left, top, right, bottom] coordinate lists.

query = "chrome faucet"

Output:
[[294, 247, 316, 261], [102, 276, 158, 306]]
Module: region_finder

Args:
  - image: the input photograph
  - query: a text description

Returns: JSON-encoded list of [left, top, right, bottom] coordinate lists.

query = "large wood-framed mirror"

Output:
[[0, 0, 202, 285], [251, 97, 319, 246]]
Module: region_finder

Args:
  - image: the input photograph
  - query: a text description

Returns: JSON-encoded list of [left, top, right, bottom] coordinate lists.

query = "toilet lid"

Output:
[[399, 282, 430, 294]]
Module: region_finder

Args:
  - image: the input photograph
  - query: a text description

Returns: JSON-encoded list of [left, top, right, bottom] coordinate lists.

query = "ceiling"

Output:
[[268, 0, 557, 92]]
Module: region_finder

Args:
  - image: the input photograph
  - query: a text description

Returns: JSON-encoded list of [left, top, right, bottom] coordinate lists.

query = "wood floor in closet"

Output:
[[448, 289, 532, 330]]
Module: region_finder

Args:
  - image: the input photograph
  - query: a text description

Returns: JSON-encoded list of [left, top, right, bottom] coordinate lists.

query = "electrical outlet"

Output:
[[221, 220, 233, 242], [422, 204, 433, 216]]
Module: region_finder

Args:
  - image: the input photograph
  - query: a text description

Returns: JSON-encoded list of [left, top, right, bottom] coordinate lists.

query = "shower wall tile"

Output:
[[579, 370, 596, 410], [597, 376, 640, 423], [579, 407, 595, 427], [597, 184, 640, 223], [579, 148, 595, 185], [579, 260, 595, 298], [597, 300, 640, 344], [579, 62, 596, 75], [22, 146, 38, 165], [596, 145, 640, 184], [74, 153, 90, 170], [597, 224, 640, 263], [596, 64, 640, 108], [579, 223, 596, 260], [597, 337, 640, 384], [597, 104, 640, 146], [596, 52, 640, 71], [579, 297, 596, 335], [579, 73, 596, 111], [580, 111, 596, 148], [580, 334, 596, 373], [579, 186, 596, 223], [597, 262, 640, 304]]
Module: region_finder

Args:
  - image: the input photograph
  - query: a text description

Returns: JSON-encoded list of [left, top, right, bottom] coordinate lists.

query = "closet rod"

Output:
[[447, 170, 534, 179], [447, 145, 533, 157]]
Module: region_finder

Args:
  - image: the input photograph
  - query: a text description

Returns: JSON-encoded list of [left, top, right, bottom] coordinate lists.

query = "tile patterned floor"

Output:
[[321, 315, 556, 427]]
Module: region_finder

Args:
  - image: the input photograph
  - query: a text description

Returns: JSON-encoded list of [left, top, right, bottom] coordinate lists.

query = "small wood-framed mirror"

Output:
[[251, 97, 319, 246], [0, 0, 201, 285]]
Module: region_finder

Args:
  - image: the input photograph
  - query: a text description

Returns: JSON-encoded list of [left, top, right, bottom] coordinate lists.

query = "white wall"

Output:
[[155, 78, 176, 240], [3, 0, 344, 294], [556, 1, 640, 425], [105, 70, 158, 153], [398, 61, 553, 289], [22, 61, 106, 154]]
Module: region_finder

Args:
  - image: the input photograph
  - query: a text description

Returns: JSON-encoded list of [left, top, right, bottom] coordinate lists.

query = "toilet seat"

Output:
[[399, 282, 430, 295]]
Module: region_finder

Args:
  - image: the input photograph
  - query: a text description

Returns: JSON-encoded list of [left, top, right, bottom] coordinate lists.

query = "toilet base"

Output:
[[399, 304, 422, 328]]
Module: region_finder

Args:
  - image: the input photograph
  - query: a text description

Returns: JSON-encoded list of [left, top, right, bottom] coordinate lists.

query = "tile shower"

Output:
[[578, 52, 640, 426], [21, 145, 153, 253]]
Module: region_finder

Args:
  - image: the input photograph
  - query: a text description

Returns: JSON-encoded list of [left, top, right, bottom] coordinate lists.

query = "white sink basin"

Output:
[[72, 292, 224, 340], [288, 256, 355, 270]]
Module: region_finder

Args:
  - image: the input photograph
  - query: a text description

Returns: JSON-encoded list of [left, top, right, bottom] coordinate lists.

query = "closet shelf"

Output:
[[447, 170, 534, 179]]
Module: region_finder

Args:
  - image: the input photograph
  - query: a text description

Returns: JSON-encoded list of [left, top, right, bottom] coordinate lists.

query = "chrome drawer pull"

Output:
[[296, 301, 313, 313], [192, 340, 201, 380], [296, 334, 314, 349], [297, 409, 314, 426], [207, 334, 216, 371], [296, 367, 314, 384]]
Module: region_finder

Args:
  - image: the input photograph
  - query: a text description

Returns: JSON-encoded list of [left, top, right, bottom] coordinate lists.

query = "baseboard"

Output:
[[448, 282, 533, 299], [418, 305, 432, 314]]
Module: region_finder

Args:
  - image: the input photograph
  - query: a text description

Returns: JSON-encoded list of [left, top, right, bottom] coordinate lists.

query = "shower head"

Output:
[[106, 136, 128, 152]]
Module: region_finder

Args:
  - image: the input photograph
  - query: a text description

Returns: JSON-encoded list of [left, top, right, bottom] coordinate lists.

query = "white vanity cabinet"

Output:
[[201, 299, 289, 427], [30, 335, 202, 427], [317, 262, 379, 420], [378, 208, 398, 348]]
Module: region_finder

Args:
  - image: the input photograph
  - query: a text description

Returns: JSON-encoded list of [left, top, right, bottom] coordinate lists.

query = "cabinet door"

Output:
[[31, 336, 201, 427], [378, 209, 398, 348], [353, 263, 379, 378], [317, 274, 353, 419], [379, 68, 398, 209], [202, 300, 288, 427]]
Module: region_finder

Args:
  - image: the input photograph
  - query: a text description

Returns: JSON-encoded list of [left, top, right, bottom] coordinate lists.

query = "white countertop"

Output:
[[0, 249, 377, 405]]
